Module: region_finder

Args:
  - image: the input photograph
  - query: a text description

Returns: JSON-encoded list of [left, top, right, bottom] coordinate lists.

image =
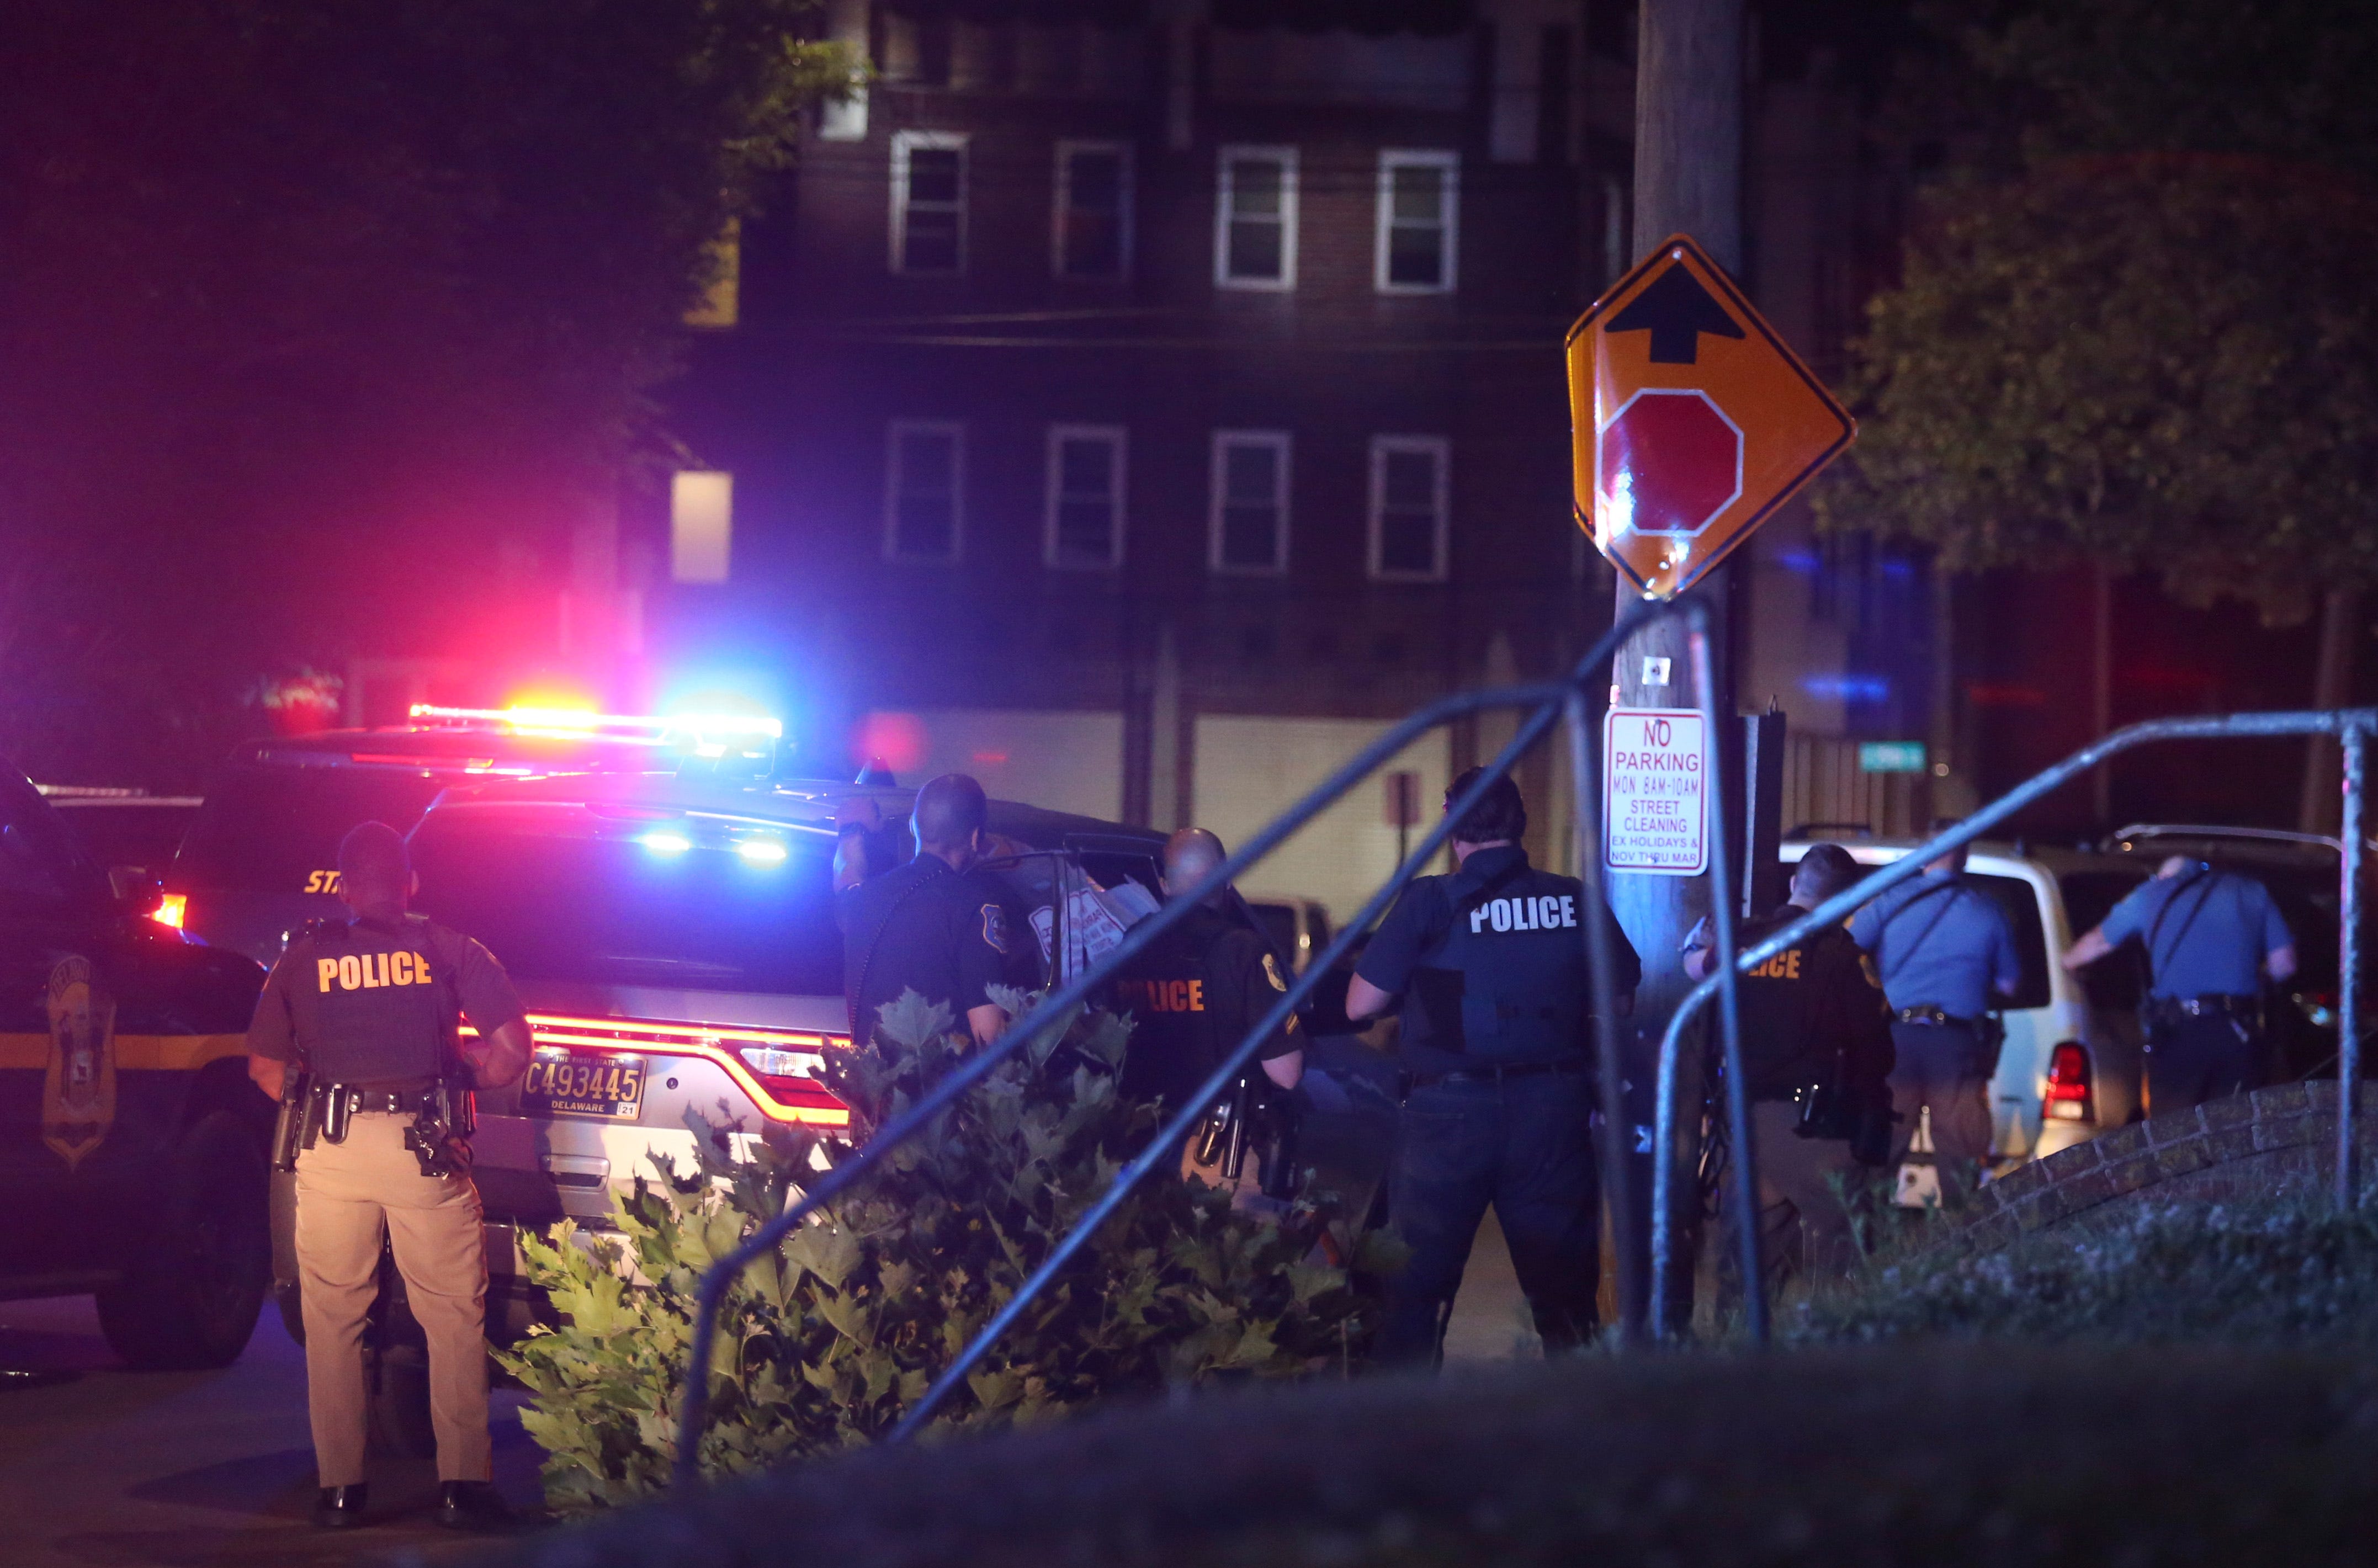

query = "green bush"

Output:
[[498, 988, 1393, 1513], [1790, 1188, 2378, 1349]]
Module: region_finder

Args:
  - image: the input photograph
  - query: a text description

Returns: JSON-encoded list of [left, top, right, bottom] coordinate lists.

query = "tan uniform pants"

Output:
[[294, 1110, 490, 1486]]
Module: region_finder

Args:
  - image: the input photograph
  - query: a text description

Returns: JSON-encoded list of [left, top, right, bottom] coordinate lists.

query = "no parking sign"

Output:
[[1605, 708, 1708, 875]]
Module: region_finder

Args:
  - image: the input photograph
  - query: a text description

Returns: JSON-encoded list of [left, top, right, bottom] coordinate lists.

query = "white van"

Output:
[[1780, 839, 2150, 1165]]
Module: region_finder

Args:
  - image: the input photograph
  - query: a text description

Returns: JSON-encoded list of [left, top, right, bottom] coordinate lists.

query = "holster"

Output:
[[401, 1079, 476, 1179], [270, 1070, 314, 1173]]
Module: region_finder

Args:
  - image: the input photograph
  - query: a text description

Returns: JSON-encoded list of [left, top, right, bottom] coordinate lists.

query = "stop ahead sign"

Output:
[[1567, 235, 1855, 599]]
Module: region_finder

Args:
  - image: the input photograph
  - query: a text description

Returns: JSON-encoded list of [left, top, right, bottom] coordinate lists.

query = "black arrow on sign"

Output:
[[1605, 262, 1745, 364]]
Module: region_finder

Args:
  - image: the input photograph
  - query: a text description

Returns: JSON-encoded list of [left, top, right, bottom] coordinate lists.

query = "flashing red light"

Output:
[[2045, 1040, 2094, 1123], [150, 893, 187, 931], [852, 711, 927, 775], [462, 1013, 851, 1128]]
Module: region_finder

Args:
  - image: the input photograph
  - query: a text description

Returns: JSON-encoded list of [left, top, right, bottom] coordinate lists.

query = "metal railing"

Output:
[[1647, 708, 2377, 1338], [670, 594, 1728, 1485]]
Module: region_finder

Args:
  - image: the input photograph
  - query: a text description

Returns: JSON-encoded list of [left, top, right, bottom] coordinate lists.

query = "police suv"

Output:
[[0, 767, 270, 1368], [269, 758, 1172, 1451]]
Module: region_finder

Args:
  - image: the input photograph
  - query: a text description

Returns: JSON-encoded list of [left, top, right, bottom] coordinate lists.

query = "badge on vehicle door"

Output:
[[43, 956, 118, 1171]]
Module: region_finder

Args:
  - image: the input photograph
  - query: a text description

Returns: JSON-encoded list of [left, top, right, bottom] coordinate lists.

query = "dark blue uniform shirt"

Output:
[[2099, 864, 2290, 1000], [837, 856, 1025, 1040], [1356, 846, 1639, 1077], [1849, 867, 2019, 1020]]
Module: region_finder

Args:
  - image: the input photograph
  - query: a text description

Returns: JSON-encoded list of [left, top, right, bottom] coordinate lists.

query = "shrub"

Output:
[[1790, 1187, 2378, 1348], [498, 988, 1394, 1513]]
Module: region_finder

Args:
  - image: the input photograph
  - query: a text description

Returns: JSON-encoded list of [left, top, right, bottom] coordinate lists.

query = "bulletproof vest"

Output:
[[1731, 912, 1823, 1097], [291, 915, 460, 1084], [1404, 853, 1588, 1064], [1113, 911, 1234, 1110]]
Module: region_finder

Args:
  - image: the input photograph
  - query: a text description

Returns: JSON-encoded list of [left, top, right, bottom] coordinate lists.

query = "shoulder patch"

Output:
[[980, 903, 1010, 955], [1261, 952, 1288, 991]]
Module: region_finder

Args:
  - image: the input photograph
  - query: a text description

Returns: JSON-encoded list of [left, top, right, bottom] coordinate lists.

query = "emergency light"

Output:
[[407, 704, 783, 745]]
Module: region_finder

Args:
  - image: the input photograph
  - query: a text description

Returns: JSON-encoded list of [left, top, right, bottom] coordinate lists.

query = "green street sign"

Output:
[[1859, 741, 1928, 774]]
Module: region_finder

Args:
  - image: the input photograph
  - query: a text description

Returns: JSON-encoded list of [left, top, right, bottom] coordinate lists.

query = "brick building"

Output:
[[647, 0, 1924, 919]]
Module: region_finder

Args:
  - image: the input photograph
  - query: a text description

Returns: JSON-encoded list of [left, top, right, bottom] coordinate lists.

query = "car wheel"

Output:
[[369, 1342, 439, 1459], [96, 1111, 270, 1369]]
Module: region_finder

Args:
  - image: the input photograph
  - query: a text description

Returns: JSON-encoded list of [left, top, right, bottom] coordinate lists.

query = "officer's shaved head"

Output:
[[337, 821, 412, 910], [1791, 842, 1862, 904], [1162, 828, 1229, 906], [1446, 767, 1526, 846], [911, 773, 989, 855]]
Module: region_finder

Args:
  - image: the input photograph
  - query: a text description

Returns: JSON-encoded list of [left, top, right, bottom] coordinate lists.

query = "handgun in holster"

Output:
[[402, 1078, 476, 1179], [1192, 1071, 1301, 1199]]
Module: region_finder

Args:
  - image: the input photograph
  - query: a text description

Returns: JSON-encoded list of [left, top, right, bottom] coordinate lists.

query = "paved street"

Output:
[[0, 1297, 543, 1567]]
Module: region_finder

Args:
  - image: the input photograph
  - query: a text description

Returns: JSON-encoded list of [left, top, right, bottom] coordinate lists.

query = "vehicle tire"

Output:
[[369, 1342, 439, 1460], [96, 1111, 270, 1370]]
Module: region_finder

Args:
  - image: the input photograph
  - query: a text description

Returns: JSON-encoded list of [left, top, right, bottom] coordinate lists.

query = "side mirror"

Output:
[[109, 865, 161, 905]]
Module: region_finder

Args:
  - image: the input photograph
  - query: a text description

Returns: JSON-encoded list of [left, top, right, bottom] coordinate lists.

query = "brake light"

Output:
[[464, 1013, 851, 1127], [2043, 1041, 2094, 1122], [150, 894, 187, 931]]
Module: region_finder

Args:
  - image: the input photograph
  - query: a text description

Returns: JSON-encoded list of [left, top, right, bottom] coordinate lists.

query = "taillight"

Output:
[[2043, 1041, 2094, 1122], [150, 894, 187, 931]]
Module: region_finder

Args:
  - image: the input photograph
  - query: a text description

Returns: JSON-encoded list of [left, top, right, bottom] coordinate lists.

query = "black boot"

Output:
[[312, 1484, 369, 1530], [436, 1480, 513, 1533]]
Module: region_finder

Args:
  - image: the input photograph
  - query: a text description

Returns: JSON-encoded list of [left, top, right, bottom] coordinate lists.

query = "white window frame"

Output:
[[1367, 435, 1451, 583], [1208, 430, 1292, 575], [890, 131, 968, 276], [1375, 150, 1459, 295], [1044, 424, 1128, 570], [1052, 140, 1135, 281], [884, 419, 965, 564], [1213, 145, 1299, 291]]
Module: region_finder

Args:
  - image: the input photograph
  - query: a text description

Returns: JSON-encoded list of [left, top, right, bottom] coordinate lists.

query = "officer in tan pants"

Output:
[[247, 822, 530, 1532]]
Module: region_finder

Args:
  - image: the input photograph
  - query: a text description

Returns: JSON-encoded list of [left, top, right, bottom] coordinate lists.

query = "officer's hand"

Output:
[[835, 795, 885, 836]]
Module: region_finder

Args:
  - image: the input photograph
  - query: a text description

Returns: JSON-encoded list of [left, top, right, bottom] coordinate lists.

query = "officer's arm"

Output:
[[2260, 886, 2297, 981], [834, 796, 884, 892], [466, 1018, 533, 1089], [2062, 926, 2115, 970], [966, 1003, 1006, 1046], [248, 1055, 286, 1101], [245, 958, 295, 1099], [2265, 943, 2299, 982], [1345, 975, 1395, 1022]]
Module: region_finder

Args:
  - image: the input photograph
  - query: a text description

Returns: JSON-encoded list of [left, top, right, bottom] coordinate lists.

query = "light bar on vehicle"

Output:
[[407, 704, 782, 745], [462, 1013, 851, 1128]]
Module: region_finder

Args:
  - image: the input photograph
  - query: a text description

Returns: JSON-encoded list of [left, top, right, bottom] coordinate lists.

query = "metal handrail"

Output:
[[1647, 706, 2378, 1335], [671, 594, 1715, 1485]]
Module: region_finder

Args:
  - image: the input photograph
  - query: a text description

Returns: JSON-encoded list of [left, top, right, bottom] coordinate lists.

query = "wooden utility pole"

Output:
[[1612, 0, 1745, 1331]]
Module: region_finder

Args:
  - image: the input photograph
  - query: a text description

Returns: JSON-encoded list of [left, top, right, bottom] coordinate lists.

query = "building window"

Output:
[[891, 132, 967, 275], [1209, 430, 1291, 573], [885, 421, 964, 562], [1368, 437, 1450, 581], [1214, 146, 1297, 290], [669, 471, 733, 584], [1376, 151, 1458, 294], [1045, 426, 1127, 568], [1054, 141, 1133, 280]]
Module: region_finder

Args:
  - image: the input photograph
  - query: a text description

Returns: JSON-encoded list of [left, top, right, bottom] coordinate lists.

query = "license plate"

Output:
[[522, 1048, 646, 1120]]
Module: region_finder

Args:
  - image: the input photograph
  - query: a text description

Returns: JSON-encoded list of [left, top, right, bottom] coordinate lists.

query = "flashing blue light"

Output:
[[1800, 673, 1892, 704], [737, 838, 788, 866], [641, 832, 693, 854]]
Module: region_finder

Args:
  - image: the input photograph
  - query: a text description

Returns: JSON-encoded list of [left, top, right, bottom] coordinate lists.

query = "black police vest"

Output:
[[1113, 912, 1235, 1110], [291, 916, 463, 1083], [1731, 912, 1823, 1098], [1403, 855, 1589, 1065]]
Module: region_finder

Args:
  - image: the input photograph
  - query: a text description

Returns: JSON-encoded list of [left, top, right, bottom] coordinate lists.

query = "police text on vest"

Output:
[[1470, 895, 1579, 934]]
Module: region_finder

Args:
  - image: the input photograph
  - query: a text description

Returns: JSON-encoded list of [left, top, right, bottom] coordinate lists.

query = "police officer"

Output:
[[1687, 843, 1894, 1290], [2062, 854, 2296, 1110], [1346, 768, 1640, 1364], [1113, 829, 1303, 1187], [1848, 842, 2019, 1173], [836, 773, 1021, 1047], [244, 822, 529, 1532]]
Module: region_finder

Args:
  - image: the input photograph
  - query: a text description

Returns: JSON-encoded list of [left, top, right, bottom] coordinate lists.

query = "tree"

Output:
[[0, 0, 852, 782], [1827, 153, 2378, 619]]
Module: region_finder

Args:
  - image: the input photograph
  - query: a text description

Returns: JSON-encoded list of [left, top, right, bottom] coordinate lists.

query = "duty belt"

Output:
[[1407, 1057, 1589, 1091], [1894, 1004, 1973, 1028], [2151, 993, 2257, 1019]]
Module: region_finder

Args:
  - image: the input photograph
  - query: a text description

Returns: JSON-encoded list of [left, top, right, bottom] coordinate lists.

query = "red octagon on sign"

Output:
[[1596, 389, 1744, 537]]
